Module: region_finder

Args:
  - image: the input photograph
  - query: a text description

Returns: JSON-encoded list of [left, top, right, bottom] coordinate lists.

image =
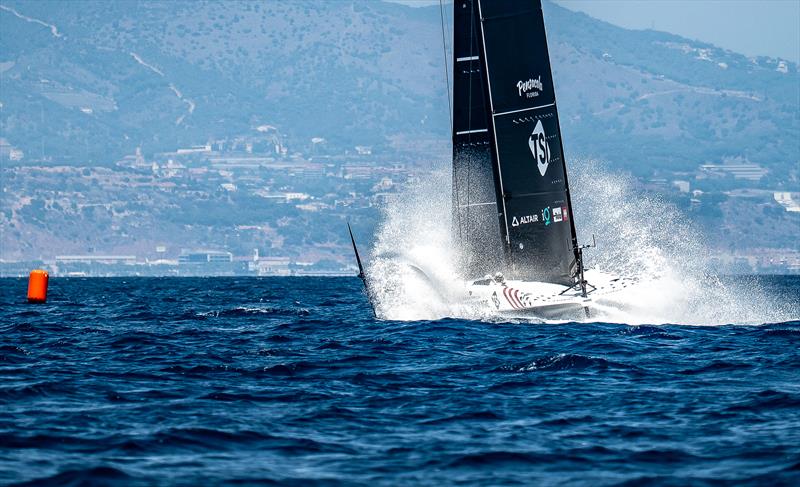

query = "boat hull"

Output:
[[464, 269, 635, 319]]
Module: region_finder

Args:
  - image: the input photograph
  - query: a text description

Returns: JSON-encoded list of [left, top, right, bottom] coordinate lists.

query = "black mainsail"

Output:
[[452, 0, 578, 286]]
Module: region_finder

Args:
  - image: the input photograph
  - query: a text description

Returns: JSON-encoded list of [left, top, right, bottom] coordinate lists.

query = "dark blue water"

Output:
[[2, 277, 799, 485]]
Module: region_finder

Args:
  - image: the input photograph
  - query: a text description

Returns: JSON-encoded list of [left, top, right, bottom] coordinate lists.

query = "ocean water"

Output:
[[1, 276, 799, 485]]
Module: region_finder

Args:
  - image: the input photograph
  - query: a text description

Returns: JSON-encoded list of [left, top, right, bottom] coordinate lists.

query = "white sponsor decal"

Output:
[[516, 76, 543, 98], [511, 214, 539, 227], [553, 206, 562, 223], [528, 120, 550, 177]]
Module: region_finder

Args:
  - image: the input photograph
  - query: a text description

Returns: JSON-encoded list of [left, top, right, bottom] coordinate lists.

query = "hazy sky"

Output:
[[554, 0, 800, 63], [388, 0, 800, 63]]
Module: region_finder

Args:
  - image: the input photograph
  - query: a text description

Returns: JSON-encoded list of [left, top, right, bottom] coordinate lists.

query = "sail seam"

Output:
[[439, 0, 453, 134], [506, 190, 569, 199], [477, 0, 510, 246], [494, 102, 556, 118], [456, 56, 479, 62], [458, 202, 495, 207]]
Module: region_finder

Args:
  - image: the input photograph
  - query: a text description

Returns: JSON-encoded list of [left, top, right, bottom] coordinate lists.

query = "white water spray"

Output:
[[367, 169, 476, 321], [570, 159, 796, 325], [368, 160, 798, 325]]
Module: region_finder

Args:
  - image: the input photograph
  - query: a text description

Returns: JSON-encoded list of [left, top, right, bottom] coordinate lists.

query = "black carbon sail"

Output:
[[452, 0, 578, 286], [452, 0, 504, 278]]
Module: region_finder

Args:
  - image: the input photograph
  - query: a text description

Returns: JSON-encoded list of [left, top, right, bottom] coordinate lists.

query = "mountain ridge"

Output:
[[1, 0, 798, 270], [1, 0, 797, 184]]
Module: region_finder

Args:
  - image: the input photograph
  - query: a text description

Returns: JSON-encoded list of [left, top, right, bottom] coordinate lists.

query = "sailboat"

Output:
[[448, 0, 634, 317], [350, 0, 634, 318]]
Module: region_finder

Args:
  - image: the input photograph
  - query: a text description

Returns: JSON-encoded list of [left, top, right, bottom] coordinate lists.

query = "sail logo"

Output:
[[528, 120, 550, 176], [552, 207, 563, 223], [511, 214, 539, 227], [516, 76, 543, 98], [542, 206, 551, 226]]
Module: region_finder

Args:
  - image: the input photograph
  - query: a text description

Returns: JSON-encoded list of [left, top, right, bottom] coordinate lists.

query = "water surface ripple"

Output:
[[1, 276, 799, 485]]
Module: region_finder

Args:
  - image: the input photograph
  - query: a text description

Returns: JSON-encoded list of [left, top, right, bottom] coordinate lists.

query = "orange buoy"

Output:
[[27, 269, 49, 304]]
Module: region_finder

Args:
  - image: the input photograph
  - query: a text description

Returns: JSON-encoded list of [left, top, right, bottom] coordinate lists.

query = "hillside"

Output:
[[1, 0, 798, 273], [1, 0, 447, 162], [1, 0, 797, 180]]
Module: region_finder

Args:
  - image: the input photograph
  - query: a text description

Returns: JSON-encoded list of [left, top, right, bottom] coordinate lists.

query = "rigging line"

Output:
[[445, 0, 463, 245], [465, 0, 478, 229], [439, 0, 453, 134]]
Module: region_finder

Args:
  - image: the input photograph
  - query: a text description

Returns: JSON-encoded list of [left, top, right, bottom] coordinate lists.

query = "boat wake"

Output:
[[367, 160, 798, 325]]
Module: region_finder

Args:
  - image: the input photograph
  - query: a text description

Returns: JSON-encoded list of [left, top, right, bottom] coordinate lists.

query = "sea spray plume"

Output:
[[570, 158, 798, 325], [367, 169, 468, 320], [571, 159, 702, 280], [368, 159, 797, 324]]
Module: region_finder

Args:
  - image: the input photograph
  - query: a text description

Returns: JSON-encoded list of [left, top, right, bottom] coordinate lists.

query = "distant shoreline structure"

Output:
[[0, 251, 358, 278], [0, 270, 356, 278]]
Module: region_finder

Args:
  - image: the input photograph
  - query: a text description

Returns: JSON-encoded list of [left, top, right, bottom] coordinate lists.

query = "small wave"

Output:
[[293, 405, 362, 423], [123, 311, 163, 321], [256, 348, 281, 356], [0, 432, 100, 450], [316, 340, 345, 350], [726, 389, 800, 411], [267, 334, 293, 343], [78, 326, 111, 335], [678, 360, 752, 375], [350, 371, 406, 385], [129, 427, 355, 455], [160, 427, 271, 444], [447, 450, 551, 467], [105, 390, 137, 403], [201, 390, 332, 404], [160, 364, 245, 377], [496, 353, 626, 372], [197, 306, 310, 318], [628, 448, 700, 463], [8, 323, 36, 333], [86, 370, 164, 382], [538, 414, 596, 427], [762, 328, 800, 338], [487, 378, 539, 392], [0, 381, 72, 401], [421, 410, 501, 425], [201, 391, 275, 402], [12, 466, 131, 486], [260, 361, 320, 376], [621, 325, 683, 340], [109, 331, 163, 348], [784, 461, 800, 472], [0, 345, 30, 364], [110, 427, 278, 454]]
